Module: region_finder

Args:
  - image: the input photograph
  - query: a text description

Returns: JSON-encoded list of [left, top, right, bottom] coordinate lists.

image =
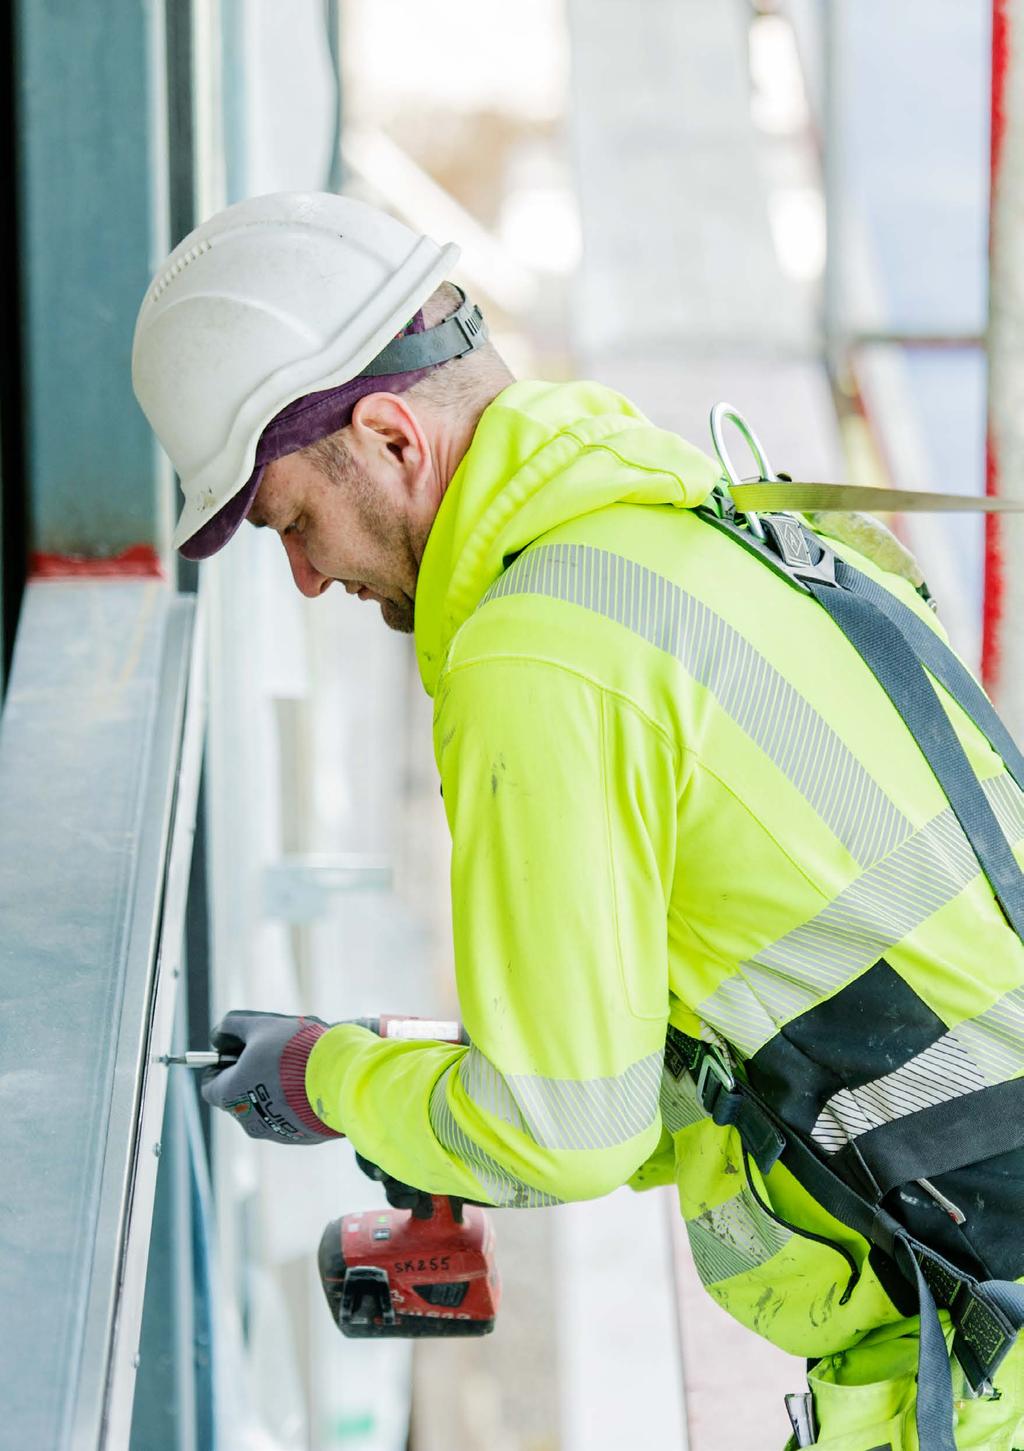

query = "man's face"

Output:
[[246, 397, 439, 634]]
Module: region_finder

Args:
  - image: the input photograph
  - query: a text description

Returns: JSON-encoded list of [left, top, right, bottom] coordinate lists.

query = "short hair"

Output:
[[301, 282, 513, 479], [404, 280, 514, 416]]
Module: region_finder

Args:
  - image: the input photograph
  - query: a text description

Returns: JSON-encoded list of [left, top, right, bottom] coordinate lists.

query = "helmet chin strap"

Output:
[[358, 287, 488, 377]]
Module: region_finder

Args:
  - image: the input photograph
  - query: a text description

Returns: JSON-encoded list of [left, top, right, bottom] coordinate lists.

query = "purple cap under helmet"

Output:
[[179, 290, 487, 561]]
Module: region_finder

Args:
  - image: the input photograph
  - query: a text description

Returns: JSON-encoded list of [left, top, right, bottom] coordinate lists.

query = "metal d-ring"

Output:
[[709, 402, 776, 541]]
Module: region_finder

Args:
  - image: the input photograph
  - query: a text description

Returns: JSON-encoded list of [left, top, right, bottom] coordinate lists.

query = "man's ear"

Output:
[[349, 392, 428, 484]]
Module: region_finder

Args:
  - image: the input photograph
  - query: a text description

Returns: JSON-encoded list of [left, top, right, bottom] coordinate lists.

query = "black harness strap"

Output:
[[805, 580, 1024, 939], [683, 1031, 1024, 1451], [697, 498, 1024, 790], [833, 562, 1024, 794], [838, 1078, 1024, 1201], [683, 506, 1024, 1450]]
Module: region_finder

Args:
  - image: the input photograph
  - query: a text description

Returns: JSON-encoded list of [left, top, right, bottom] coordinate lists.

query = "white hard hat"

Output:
[[131, 192, 469, 554]]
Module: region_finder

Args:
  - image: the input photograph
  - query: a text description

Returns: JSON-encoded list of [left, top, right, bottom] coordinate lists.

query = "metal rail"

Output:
[[0, 577, 204, 1450]]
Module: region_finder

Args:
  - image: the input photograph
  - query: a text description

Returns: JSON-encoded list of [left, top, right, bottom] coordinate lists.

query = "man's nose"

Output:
[[281, 533, 333, 598]]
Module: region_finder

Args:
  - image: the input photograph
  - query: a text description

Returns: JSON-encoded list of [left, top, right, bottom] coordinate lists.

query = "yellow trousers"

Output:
[[784, 1320, 1024, 1450]]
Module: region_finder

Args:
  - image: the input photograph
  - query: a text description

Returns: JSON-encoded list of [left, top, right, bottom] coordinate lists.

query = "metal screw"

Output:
[[152, 1142, 161, 1158]]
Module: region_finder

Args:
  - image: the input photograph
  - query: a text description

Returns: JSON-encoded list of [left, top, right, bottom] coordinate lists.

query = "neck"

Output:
[[426, 394, 501, 495]]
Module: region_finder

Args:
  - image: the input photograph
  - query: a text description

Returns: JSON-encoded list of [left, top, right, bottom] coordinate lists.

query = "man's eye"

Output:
[[283, 517, 303, 537]]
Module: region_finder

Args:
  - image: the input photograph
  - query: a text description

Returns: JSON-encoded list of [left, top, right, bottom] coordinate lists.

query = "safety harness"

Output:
[[678, 487, 1024, 1451]]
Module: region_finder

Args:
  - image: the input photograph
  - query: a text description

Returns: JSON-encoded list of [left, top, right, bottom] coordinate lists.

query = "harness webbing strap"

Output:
[[799, 530, 1024, 1442], [806, 579, 1024, 940], [833, 561, 1024, 795], [685, 1033, 1024, 1451], [839, 1078, 1024, 1199], [684, 508, 1024, 1448], [900, 1242, 959, 1447], [697, 497, 1024, 792]]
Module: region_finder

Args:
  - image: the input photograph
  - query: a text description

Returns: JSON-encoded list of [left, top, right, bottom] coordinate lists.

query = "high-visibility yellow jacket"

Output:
[[306, 379, 1024, 1358]]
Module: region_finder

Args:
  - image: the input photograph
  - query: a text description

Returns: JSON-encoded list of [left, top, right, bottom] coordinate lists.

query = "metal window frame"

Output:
[[0, 579, 205, 1450]]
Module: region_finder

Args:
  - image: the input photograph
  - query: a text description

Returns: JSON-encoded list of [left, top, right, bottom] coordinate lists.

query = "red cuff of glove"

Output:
[[279, 1020, 343, 1138]]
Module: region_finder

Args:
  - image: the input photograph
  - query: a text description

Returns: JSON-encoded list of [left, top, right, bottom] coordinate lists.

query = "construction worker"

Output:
[[133, 192, 1024, 1451]]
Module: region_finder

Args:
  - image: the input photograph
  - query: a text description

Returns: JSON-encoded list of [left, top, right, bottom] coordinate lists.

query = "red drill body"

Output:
[[319, 1195, 500, 1338], [318, 1014, 500, 1338]]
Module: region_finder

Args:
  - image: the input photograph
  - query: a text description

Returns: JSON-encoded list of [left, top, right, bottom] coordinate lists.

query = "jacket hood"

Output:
[[413, 378, 722, 695]]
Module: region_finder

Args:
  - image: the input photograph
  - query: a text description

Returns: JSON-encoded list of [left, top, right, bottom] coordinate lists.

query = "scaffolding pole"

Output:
[[987, 0, 1024, 722]]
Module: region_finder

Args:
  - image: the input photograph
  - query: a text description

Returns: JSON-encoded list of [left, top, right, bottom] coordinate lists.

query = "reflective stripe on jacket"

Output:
[[306, 379, 1024, 1358]]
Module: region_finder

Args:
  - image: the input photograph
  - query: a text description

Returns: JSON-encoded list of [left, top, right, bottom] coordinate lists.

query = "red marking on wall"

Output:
[[30, 544, 165, 580], [984, 0, 1009, 691]]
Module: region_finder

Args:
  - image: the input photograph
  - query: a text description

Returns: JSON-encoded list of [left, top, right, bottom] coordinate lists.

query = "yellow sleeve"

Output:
[[307, 656, 675, 1204]]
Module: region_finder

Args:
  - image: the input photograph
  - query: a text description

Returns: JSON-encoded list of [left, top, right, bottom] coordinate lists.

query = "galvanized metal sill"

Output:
[[0, 577, 205, 1451]]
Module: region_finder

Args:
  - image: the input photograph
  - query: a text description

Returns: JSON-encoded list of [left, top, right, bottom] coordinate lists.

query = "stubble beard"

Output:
[[380, 595, 415, 633], [323, 446, 426, 635], [379, 500, 433, 635]]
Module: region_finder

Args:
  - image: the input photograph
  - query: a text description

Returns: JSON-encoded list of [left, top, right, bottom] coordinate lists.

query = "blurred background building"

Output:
[[0, 3, 1013, 1450]]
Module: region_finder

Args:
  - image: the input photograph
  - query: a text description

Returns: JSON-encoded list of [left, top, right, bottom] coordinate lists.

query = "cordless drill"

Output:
[[170, 1013, 502, 1337], [317, 1015, 501, 1339]]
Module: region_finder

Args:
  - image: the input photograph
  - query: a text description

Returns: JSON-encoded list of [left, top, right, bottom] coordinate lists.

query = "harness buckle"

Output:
[[696, 1046, 735, 1114], [694, 1046, 787, 1174], [761, 514, 838, 588]]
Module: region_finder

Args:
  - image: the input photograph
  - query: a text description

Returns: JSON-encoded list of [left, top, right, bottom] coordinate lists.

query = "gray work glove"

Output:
[[201, 1009, 343, 1145]]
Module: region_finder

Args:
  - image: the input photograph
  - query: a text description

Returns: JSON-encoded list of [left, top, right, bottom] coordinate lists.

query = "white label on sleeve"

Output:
[[383, 1017, 460, 1042]]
